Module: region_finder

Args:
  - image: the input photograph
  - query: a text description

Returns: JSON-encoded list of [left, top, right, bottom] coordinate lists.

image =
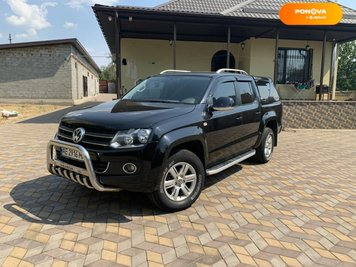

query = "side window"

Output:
[[237, 81, 255, 105], [213, 81, 237, 106], [256, 81, 270, 102], [270, 83, 280, 101]]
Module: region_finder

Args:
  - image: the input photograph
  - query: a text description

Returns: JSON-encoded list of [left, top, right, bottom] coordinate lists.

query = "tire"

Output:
[[149, 150, 205, 211], [254, 127, 275, 163]]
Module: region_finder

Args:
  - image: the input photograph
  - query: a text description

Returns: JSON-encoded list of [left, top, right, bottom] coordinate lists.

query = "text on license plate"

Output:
[[60, 147, 84, 161]]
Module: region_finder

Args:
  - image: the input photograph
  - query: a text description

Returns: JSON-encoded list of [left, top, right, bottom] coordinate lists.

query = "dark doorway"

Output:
[[83, 76, 88, 97], [211, 50, 236, 71]]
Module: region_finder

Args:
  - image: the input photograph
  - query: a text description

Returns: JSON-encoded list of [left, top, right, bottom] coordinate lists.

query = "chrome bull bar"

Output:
[[47, 139, 120, 192]]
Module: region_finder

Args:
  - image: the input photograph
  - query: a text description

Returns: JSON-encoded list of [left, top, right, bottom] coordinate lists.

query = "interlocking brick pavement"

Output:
[[0, 123, 355, 267]]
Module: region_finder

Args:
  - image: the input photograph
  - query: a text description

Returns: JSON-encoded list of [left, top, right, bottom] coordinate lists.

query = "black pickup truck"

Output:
[[47, 69, 282, 211]]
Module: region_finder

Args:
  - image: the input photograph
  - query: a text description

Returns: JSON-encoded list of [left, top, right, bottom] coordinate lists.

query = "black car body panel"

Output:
[[62, 100, 196, 131], [48, 72, 283, 193]]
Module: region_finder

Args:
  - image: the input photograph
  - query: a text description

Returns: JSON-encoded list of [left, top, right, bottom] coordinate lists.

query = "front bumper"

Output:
[[47, 139, 121, 192]]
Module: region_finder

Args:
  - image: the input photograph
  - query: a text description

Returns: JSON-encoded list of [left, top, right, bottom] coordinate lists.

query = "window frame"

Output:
[[277, 47, 313, 84]]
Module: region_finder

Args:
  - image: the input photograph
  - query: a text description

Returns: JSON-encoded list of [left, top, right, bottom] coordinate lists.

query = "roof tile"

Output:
[[157, 0, 356, 24]]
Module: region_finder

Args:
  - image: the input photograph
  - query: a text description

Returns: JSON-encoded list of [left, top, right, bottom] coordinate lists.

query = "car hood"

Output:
[[61, 100, 196, 130]]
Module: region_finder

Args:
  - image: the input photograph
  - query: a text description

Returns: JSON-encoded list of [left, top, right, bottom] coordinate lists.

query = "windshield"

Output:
[[123, 75, 212, 104]]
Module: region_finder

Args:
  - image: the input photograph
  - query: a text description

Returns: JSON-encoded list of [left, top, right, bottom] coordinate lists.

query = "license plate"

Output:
[[60, 147, 84, 161]]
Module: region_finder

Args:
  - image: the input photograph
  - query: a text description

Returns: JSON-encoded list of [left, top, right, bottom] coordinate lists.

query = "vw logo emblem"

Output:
[[72, 128, 85, 143]]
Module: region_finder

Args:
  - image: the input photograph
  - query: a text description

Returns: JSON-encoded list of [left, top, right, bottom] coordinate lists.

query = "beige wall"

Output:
[[121, 37, 334, 100], [247, 38, 333, 100], [237, 39, 252, 73], [248, 38, 332, 81], [70, 56, 99, 100], [121, 38, 239, 90], [176, 41, 239, 71]]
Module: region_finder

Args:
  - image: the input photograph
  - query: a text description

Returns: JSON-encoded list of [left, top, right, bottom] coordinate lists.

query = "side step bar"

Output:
[[206, 150, 256, 176]]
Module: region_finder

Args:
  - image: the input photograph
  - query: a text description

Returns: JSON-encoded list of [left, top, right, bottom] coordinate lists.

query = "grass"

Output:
[[0, 104, 67, 125]]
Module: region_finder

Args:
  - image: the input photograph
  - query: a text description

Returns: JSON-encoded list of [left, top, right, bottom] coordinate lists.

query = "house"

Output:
[[0, 39, 101, 105], [93, 0, 356, 100]]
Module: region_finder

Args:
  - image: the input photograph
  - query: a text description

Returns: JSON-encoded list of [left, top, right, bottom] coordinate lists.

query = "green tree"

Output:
[[337, 41, 356, 91], [100, 62, 116, 81]]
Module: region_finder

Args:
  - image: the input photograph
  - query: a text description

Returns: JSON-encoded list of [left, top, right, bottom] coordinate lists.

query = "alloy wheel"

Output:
[[264, 133, 273, 159], [163, 162, 197, 201]]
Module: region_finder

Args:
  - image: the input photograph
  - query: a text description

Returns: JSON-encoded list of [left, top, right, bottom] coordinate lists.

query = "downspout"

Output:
[[329, 40, 338, 100]]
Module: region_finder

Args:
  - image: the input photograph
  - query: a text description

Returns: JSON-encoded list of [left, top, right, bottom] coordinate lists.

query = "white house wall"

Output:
[[71, 47, 99, 100], [70, 55, 99, 101]]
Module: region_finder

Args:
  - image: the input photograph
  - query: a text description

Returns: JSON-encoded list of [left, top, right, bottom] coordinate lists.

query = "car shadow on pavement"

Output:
[[18, 102, 101, 124], [4, 165, 243, 225], [4, 175, 151, 225], [205, 165, 242, 189]]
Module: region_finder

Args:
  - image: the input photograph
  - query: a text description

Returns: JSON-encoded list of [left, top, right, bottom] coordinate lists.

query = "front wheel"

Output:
[[254, 127, 275, 163], [149, 150, 205, 211]]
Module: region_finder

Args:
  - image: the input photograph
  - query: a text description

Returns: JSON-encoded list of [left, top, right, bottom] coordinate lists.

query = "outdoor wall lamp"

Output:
[[108, 16, 113, 22], [241, 42, 246, 50], [305, 39, 311, 50], [129, 16, 133, 22]]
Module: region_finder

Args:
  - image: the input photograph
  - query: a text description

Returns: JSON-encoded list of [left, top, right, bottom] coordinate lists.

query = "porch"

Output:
[[93, 3, 356, 101]]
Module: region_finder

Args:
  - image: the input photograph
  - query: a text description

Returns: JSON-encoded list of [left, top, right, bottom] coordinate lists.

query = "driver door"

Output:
[[205, 78, 244, 166]]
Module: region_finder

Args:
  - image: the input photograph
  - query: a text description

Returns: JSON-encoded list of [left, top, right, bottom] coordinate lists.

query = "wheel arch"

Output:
[[152, 126, 207, 169], [168, 140, 206, 167], [255, 111, 279, 148]]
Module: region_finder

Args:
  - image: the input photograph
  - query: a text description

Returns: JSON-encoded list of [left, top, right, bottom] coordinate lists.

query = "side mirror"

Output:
[[212, 97, 234, 111]]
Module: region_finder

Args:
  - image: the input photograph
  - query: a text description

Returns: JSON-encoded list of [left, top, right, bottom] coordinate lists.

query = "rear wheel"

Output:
[[149, 150, 205, 211], [254, 127, 275, 163]]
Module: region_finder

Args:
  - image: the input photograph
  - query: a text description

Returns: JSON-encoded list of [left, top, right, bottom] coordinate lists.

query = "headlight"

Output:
[[110, 129, 152, 148]]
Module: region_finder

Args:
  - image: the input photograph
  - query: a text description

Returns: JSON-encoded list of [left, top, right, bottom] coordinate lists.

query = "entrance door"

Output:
[[211, 50, 235, 71], [83, 76, 88, 97]]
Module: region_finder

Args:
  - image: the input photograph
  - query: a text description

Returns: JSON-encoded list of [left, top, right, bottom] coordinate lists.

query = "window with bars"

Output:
[[277, 48, 313, 84]]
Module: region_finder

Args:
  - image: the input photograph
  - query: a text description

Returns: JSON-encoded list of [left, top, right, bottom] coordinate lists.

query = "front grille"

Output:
[[57, 122, 116, 149], [56, 154, 109, 173]]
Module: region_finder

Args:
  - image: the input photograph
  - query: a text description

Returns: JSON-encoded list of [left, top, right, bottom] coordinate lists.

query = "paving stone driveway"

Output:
[[0, 123, 355, 267]]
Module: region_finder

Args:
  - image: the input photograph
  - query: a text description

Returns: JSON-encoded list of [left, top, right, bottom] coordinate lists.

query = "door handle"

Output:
[[236, 116, 243, 120], [256, 111, 261, 115]]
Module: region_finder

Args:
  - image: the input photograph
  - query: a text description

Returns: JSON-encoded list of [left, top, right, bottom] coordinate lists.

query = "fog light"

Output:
[[123, 163, 137, 174]]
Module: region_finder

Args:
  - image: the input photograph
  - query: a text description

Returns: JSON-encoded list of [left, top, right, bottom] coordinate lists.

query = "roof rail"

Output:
[[217, 68, 249, 75], [160, 70, 191, 74]]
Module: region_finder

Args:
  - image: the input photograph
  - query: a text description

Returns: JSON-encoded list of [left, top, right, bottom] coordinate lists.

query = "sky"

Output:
[[0, 0, 355, 68]]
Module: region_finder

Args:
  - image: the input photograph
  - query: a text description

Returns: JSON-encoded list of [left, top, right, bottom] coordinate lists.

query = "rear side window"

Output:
[[255, 80, 270, 102], [236, 81, 255, 105], [255, 79, 280, 103], [270, 84, 280, 101]]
